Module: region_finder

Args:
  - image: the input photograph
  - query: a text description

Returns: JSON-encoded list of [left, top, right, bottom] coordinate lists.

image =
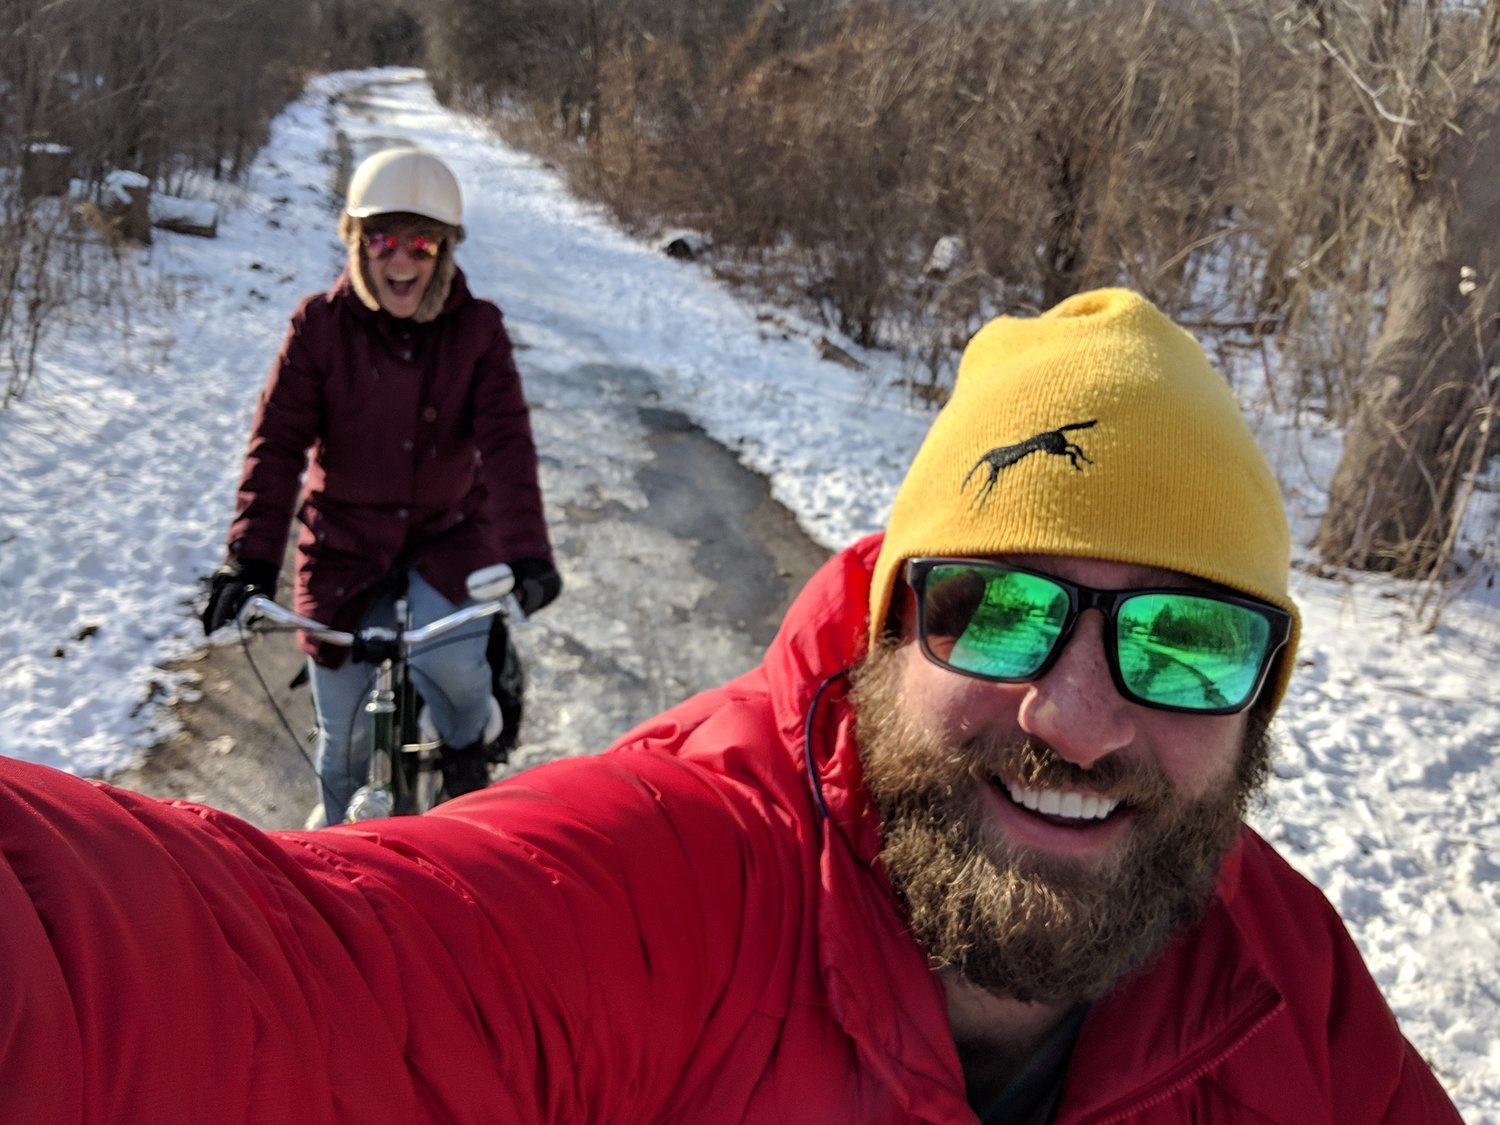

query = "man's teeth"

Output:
[[1004, 782, 1119, 821]]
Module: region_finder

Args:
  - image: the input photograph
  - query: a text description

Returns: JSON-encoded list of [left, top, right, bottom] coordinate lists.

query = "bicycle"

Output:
[[235, 563, 524, 824]]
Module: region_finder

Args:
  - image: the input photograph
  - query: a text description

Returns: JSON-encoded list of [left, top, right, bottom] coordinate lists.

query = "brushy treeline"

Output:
[[421, 1, 1333, 381], [421, 0, 1500, 587], [2, 0, 422, 191], [3, 0, 1494, 585]]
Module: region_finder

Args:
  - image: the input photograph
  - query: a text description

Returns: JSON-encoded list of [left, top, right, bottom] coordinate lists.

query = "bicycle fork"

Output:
[[344, 659, 400, 821]]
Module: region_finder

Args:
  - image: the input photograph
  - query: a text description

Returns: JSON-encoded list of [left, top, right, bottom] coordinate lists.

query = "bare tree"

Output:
[[1312, 3, 1500, 578]]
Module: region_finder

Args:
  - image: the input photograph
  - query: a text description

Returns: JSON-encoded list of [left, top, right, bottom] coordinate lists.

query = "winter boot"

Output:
[[421, 697, 504, 800], [439, 741, 492, 798]]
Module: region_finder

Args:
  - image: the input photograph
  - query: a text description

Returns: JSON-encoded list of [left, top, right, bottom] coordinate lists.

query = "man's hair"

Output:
[[870, 288, 1300, 715]]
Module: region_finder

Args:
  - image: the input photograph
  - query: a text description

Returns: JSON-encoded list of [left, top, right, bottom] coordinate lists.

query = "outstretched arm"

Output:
[[0, 752, 785, 1124]]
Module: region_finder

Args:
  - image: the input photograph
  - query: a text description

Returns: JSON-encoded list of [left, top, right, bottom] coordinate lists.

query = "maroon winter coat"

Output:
[[0, 536, 1463, 1122], [226, 267, 551, 662]]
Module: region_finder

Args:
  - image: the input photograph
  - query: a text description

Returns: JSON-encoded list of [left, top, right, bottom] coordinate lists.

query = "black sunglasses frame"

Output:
[[903, 557, 1292, 716]]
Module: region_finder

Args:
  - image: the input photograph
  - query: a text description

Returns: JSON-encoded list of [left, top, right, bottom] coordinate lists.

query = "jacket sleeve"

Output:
[[469, 310, 552, 566], [224, 300, 326, 567], [1381, 1040, 1467, 1124], [0, 752, 784, 1124]]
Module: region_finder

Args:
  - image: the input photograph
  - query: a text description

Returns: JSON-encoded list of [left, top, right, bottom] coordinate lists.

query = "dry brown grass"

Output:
[[447, 3, 1271, 352]]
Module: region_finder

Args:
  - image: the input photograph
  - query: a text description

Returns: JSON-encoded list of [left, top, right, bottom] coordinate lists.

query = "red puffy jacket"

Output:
[[0, 537, 1461, 1122]]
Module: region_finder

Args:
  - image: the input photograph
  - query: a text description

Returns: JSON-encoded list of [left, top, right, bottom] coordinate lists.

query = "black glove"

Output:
[[509, 557, 561, 615], [201, 559, 280, 635]]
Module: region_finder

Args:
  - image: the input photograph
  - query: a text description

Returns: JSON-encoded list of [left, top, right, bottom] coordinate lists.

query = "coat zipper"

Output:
[[1077, 991, 1284, 1123]]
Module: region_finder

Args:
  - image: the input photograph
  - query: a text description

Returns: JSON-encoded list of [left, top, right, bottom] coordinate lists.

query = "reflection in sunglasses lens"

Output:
[[924, 565, 1066, 680], [913, 560, 1278, 714], [362, 232, 441, 260], [1117, 593, 1268, 711]]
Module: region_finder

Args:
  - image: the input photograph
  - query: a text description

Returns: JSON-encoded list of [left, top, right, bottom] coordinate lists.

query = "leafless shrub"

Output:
[[438, 1, 1266, 360], [0, 197, 94, 407], [1, 0, 402, 405]]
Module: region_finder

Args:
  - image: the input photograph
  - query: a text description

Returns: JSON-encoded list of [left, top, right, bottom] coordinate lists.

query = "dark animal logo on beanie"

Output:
[[962, 420, 1098, 508]]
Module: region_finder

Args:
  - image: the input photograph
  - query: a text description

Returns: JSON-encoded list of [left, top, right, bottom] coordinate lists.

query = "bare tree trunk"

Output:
[[1315, 83, 1500, 576], [1257, 0, 1336, 324]]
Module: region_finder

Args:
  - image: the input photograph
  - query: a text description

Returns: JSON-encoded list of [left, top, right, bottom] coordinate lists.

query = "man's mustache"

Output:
[[957, 735, 1176, 810]]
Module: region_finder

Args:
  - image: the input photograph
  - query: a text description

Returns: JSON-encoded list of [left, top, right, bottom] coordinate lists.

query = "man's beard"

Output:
[[850, 641, 1272, 1006]]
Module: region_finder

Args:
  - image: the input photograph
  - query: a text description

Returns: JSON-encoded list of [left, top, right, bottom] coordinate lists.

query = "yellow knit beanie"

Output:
[[870, 288, 1300, 711]]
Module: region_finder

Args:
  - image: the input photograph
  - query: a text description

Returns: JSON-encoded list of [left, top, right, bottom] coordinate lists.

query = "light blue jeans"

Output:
[[309, 569, 491, 824]]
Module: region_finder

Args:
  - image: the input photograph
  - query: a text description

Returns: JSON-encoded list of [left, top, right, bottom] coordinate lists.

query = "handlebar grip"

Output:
[[466, 563, 515, 603]]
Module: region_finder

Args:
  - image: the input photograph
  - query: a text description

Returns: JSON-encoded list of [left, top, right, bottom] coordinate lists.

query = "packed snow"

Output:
[[0, 68, 1495, 1116]]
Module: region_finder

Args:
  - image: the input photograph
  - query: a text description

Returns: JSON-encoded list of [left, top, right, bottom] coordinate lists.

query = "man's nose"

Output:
[[1015, 611, 1135, 767]]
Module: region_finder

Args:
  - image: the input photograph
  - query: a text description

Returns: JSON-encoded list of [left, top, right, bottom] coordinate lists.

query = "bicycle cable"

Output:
[[235, 618, 337, 811], [234, 622, 502, 815]]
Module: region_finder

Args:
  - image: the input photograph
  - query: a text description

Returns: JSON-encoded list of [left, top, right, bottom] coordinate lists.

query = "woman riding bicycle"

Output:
[[202, 146, 560, 825]]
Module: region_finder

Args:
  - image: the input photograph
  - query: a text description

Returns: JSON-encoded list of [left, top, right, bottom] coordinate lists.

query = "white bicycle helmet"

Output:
[[345, 148, 462, 227]]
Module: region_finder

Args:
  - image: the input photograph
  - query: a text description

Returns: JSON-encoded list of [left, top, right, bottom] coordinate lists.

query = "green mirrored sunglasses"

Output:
[[905, 558, 1291, 715]]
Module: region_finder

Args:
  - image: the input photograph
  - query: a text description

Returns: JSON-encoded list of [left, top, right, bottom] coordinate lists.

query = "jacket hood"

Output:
[[762, 532, 886, 861], [771, 531, 1255, 898], [329, 263, 472, 327], [340, 223, 462, 324], [762, 535, 1284, 1120]]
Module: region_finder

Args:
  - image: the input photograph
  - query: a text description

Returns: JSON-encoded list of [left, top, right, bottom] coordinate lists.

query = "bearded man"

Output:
[[0, 290, 1460, 1122]]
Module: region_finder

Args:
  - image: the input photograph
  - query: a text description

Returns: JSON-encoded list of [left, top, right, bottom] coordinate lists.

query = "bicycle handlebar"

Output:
[[237, 592, 515, 653]]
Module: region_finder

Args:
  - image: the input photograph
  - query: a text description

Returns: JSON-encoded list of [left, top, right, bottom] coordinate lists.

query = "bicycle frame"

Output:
[[237, 564, 520, 823]]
